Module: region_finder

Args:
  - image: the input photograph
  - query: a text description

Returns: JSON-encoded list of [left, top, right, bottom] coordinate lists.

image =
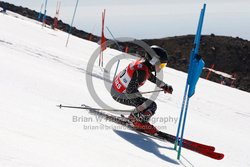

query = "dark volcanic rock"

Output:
[[144, 35, 250, 92]]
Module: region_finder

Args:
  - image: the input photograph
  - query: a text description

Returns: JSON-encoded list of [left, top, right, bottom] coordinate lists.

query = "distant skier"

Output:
[[111, 45, 173, 135]]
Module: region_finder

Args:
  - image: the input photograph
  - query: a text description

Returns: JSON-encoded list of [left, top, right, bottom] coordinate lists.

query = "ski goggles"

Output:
[[159, 63, 167, 69]]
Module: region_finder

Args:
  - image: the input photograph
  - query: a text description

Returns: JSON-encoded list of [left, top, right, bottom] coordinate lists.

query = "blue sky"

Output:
[[5, 0, 250, 40]]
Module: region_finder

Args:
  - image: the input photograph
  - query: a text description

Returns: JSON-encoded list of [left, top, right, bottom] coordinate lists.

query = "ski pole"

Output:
[[57, 104, 132, 112], [141, 89, 164, 94]]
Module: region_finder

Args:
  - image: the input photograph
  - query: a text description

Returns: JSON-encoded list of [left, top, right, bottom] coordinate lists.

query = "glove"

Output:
[[161, 84, 173, 94]]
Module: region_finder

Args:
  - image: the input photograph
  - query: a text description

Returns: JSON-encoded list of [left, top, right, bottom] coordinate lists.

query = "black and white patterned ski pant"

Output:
[[110, 87, 157, 115]]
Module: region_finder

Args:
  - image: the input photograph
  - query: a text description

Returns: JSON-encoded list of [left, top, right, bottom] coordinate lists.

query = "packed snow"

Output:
[[1, 11, 250, 167]]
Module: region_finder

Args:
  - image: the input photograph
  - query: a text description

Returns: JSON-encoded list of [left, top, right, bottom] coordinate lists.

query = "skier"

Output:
[[111, 45, 173, 135]]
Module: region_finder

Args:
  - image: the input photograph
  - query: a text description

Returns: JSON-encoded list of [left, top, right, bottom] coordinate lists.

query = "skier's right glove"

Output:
[[161, 84, 173, 94]]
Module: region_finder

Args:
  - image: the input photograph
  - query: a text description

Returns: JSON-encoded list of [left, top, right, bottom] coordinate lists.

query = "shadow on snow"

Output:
[[113, 129, 179, 165]]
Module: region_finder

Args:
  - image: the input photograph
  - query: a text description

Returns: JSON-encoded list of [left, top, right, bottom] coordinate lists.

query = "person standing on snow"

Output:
[[110, 45, 173, 135]]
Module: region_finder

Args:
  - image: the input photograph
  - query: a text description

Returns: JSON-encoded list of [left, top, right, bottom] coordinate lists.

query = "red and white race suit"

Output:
[[113, 60, 150, 93]]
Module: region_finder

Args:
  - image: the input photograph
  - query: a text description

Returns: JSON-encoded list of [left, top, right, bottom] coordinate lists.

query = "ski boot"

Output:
[[128, 109, 158, 135]]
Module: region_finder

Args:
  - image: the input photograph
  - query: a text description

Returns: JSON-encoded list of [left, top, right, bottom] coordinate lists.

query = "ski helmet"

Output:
[[147, 45, 168, 66]]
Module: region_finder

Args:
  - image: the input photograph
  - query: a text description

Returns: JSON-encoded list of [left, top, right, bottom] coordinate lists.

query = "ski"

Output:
[[119, 115, 224, 160], [120, 114, 215, 152], [58, 104, 224, 160], [156, 131, 224, 160]]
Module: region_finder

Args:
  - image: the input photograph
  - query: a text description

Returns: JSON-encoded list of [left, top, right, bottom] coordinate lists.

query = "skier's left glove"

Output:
[[161, 84, 173, 94]]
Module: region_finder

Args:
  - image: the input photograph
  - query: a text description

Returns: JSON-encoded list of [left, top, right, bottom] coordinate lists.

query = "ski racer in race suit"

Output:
[[110, 45, 173, 135]]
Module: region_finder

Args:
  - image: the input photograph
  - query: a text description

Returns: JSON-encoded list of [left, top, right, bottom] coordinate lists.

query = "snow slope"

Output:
[[1, 11, 250, 167]]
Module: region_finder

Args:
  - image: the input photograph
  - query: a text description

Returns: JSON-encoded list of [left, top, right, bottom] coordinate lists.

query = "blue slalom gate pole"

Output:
[[177, 95, 190, 159], [66, 0, 79, 47], [174, 76, 189, 150], [175, 4, 206, 160], [38, 3, 43, 21], [105, 26, 122, 80], [42, 0, 48, 26]]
